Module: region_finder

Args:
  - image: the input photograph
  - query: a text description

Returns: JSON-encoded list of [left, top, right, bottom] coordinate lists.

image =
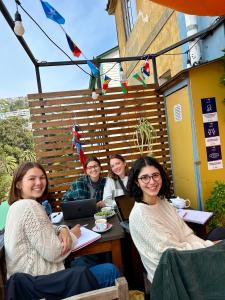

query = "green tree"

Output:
[[0, 117, 34, 163], [0, 116, 36, 201]]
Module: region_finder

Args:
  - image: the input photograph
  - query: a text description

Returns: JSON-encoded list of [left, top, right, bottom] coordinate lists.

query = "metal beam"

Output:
[[0, 0, 37, 66], [36, 15, 225, 68], [154, 15, 225, 57]]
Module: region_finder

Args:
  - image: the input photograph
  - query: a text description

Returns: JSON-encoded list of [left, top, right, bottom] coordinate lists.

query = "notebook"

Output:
[[114, 195, 135, 232], [72, 226, 101, 252], [178, 209, 213, 225], [61, 199, 97, 220]]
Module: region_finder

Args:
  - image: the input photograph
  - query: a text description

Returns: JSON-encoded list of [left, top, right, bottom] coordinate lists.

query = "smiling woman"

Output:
[[127, 156, 225, 283], [62, 157, 106, 208], [103, 154, 129, 207]]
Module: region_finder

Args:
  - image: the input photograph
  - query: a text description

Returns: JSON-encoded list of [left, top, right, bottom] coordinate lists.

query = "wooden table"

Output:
[[61, 214, 125, 273]]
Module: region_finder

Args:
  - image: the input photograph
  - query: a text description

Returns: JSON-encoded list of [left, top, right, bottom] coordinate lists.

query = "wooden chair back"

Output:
[[64, 277, 129, 300]]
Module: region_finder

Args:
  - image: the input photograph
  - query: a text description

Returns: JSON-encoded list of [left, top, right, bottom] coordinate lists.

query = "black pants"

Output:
[[6, 266, 99, 300], [205, 227, 225, 241]]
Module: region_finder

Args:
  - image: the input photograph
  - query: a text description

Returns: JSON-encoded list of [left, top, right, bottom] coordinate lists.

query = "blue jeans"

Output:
[[89, 263, 120, 288]]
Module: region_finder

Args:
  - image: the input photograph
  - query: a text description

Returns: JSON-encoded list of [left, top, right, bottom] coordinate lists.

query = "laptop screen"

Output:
[[114, 195, 135, 221], [61, 199, 97, 220]]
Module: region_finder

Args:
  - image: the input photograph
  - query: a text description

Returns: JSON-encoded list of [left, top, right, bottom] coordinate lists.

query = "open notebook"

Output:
[[178, 209, 213, 225], [72, 227, 101, 252]]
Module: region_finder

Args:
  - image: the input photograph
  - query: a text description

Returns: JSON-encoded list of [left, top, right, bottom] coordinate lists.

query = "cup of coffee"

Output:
[[170, 197, 191, 209], [95, 218, 107, 231]]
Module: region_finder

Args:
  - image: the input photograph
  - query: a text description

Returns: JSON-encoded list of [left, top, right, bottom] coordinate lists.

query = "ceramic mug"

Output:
[[171, 197, 191, 209], [95, 218, 107, 231]]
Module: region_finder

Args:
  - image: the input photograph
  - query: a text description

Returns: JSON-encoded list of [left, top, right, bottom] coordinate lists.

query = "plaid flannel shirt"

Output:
[[62, 175, 106, 202]]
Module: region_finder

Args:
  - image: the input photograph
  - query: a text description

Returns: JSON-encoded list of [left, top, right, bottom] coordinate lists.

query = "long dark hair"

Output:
[[127, 156, 171, 202], [108, 154, 129, 180], [8, 162, 49, 205]]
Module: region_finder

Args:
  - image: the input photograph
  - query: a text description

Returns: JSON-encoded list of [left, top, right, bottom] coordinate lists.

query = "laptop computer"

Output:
[[114, 195, 135, 233], [61, 199, 97, 220]]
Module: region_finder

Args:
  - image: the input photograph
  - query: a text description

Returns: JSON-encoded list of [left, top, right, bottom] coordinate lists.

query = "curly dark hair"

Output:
[[8, 161, 49, 205], [85, 157, 101, 169], [127, 156, 171, 202], [108, 154, 129, 180]]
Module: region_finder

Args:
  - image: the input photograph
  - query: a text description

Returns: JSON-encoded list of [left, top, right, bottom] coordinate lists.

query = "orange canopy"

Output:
[[150, 0, 225, 16]]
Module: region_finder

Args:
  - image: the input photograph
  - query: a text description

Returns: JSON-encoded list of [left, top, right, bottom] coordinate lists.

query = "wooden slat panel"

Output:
[[28, 84, 158, 100], [29, 91, 162, 111], [28, 85, 171, 203], [33, 115, 167, 136], [30, 102, 164, 122]]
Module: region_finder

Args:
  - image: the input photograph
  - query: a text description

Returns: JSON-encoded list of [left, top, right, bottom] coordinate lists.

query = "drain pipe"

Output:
[[184, 14, 202, 67]]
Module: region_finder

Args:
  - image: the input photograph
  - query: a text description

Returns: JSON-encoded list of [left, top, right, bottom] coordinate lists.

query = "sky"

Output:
[[0, 0, 118, 98]]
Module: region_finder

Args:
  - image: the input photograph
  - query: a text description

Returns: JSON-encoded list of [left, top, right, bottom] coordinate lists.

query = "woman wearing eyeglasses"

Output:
[[127, 156, 223, 283], [62, 157, 106, 208]]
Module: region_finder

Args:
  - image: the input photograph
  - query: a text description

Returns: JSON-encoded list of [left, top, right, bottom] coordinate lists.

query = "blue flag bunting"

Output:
[[40, 0, 65, 25], [87, 60, 99, 78]]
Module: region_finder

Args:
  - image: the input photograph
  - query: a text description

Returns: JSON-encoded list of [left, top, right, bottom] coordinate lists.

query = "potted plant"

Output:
[[205, 181, 225, 230], [133, 117, 157, 155]]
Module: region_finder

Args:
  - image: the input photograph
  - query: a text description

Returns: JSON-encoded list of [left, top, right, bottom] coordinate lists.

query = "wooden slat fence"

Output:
[[28, 84, 171, 210]]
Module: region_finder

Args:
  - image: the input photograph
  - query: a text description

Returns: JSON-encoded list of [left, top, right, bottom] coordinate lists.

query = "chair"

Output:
[[0, 241, 7, 300], [64, 277, 129, 300]]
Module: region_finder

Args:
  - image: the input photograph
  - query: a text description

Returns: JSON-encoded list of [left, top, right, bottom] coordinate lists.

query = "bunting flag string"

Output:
[[102, 75, 111, 94], [72, 124, 86, 171], [141, 59, 150, 78], [38, 0, 152, 94], [65, 33, 82, 58], [120, 80, 128, 94], [133, 72, 147, 87], [87, 60, 99, 78], [40, 0, 65, 24]]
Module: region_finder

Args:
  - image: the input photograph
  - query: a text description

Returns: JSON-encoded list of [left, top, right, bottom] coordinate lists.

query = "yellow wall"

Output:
[[166, 87, 198, 208], [112, 0, 183, 82], [190, 60, 225, 204]]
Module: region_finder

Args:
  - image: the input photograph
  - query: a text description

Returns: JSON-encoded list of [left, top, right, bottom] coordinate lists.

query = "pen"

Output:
[[53, 212, 61, 218], [82, 224, 88, 227]]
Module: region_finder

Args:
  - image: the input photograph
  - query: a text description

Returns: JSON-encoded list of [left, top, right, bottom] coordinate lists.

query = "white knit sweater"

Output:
[[5, 199, 77, 278], [103, 176, 128, 207], [129, 199, 214, 282]]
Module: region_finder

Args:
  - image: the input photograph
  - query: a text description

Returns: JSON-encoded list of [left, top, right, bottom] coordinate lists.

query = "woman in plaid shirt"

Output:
[[62, 157, 106, 208]]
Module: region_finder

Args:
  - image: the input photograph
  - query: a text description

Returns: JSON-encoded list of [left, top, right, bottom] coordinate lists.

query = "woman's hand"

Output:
[[58, 228, 72, 255], [70, 224, 81, 239], [96, 200, 106, 209]]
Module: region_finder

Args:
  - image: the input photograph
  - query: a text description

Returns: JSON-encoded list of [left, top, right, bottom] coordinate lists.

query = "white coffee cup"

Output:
[[170, 197, 191, 209], [95, 218, 107, 231]]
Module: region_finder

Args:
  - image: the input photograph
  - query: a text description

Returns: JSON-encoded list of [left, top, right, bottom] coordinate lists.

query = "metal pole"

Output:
[[35, 66, 42, 93], [151, 56, 158, 85]]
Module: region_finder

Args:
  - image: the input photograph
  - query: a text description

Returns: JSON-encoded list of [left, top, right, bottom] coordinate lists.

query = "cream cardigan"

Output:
[[4, 199, 77, 278], [129, 199, 214, 282]]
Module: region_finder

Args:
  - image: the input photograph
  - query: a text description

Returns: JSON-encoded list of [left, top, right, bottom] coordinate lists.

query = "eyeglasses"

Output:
[[138, 173, 161, 184], [86, 164, 100, 170]]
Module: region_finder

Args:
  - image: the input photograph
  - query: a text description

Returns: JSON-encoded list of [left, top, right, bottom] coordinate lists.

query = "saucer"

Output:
[[92, 223, 113, 233]]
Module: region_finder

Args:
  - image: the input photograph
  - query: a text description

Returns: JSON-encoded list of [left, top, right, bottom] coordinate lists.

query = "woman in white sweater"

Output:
[[103, 154, 129, 207], [127, 156, 222, 282], [4, 162, 120, 293]]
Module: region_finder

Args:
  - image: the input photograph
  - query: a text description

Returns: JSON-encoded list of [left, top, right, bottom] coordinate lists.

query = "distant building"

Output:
[[0, 109, 30, 120]]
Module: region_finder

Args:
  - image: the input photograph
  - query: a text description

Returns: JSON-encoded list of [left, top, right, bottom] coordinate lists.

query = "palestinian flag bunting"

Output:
[[120, 81, 128, 94], [133, 72, 147, 87]]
